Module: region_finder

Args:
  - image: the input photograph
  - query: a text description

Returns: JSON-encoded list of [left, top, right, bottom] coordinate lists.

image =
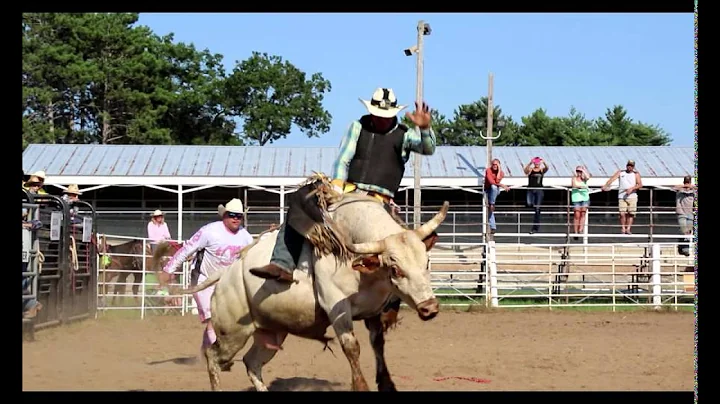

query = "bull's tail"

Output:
[[176, 267, 226, 295], [151, 241, 174, 273]]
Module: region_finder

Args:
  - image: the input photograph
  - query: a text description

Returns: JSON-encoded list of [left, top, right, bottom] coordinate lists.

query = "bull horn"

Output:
[[347, 239, 387, 255], [413, 201, 450, 241]]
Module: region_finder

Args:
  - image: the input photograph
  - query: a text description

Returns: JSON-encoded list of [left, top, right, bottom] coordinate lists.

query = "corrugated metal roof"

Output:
[[22, 144, 694, 179]]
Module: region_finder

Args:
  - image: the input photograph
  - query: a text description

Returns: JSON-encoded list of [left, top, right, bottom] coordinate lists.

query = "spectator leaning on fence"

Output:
[[523, 156, 549, 234], [571, 165, 591, 239], [602, 160, 642, 235], [484, 159, 510, 234], [673, 175, 695, 256]]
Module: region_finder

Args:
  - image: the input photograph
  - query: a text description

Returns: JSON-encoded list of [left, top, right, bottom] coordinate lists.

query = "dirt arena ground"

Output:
[[22, 309, 694, 391]]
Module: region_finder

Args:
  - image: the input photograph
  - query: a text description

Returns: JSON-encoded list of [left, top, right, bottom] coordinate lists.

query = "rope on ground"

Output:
[[432, 376, 491, 384]]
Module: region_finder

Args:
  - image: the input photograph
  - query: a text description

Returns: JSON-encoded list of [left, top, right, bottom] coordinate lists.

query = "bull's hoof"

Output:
[[378, 380, 397, 392]]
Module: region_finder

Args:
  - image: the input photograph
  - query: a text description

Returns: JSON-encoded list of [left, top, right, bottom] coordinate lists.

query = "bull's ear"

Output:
[[422, 231, 439, 251], [352, 255, 382, 274]]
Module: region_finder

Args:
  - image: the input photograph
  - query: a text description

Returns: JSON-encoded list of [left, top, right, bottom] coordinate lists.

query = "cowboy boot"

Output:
[[249, 263, 294, 282]]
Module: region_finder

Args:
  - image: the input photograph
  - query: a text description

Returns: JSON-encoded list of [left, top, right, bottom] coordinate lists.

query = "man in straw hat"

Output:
[[62, 184, 83, 224], [250, 87, 436, 283], [158, 198, 253, 353]]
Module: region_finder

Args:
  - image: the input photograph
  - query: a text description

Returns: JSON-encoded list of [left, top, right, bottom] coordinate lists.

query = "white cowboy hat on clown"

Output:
[[217, 198, 245, 217], [359, 88, 407, 118]]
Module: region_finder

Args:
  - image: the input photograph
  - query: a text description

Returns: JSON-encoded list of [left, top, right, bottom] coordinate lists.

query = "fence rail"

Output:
[[95, 233, 194, 318], [95, 233, 694, 318]]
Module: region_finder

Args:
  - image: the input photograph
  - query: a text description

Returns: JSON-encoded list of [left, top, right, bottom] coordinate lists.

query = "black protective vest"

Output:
[[346, 115, 408, 197]]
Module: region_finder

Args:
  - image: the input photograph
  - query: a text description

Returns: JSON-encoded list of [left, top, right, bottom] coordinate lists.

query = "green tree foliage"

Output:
[[224, 52, 332, 145], [22, 13, 333, 149], [402, 97, 672, 147]]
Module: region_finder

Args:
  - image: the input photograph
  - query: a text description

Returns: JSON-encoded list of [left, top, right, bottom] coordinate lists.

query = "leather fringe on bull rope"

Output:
[[299, 173, 353, 264]]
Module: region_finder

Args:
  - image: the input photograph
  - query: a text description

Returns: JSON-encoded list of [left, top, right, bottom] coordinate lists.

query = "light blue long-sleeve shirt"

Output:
[[331, 120, 436, 197]]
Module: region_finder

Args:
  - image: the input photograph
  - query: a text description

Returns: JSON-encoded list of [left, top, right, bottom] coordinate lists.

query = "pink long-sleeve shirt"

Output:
[[162, 221, 253, 281], [147, 221, 172, 242]]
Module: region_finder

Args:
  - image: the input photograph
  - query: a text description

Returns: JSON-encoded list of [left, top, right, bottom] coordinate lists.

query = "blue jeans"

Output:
[[526, 190, 544, 231], [486, 185, 499, 230], [22, 262, 38, 312]]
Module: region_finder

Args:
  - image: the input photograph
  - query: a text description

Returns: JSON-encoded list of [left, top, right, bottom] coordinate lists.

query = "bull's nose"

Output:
[[417, 298, 439, 320]]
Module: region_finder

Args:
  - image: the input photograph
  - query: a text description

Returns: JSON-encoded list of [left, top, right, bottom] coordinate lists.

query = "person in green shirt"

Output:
[[571, 165, 591, 238]]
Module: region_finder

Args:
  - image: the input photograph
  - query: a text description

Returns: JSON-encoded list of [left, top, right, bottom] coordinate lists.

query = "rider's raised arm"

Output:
[[162, 225, 210, 275], [403, 124, 436, 157]]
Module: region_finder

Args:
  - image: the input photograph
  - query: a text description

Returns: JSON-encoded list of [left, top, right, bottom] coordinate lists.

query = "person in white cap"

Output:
[[250, 87, 435, 283], [158, 198, 253, 353]]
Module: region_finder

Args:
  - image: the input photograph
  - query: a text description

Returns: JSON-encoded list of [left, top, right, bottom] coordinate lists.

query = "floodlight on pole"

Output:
[[403, 20, 431, 229]]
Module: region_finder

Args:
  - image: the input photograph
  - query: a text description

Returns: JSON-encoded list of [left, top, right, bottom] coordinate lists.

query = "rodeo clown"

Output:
[[158, 198, 253, 353]]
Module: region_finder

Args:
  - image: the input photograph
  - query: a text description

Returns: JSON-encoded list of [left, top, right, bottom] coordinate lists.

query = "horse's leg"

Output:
[[114, 272, 128, 306], [364, 314, 397, 391], [99, 270, 108, 308], [132, 271, 141, 302], [242, 330, 288, 391]]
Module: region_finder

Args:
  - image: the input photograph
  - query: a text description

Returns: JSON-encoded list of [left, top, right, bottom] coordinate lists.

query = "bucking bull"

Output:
[[153, 191, 449, 392]]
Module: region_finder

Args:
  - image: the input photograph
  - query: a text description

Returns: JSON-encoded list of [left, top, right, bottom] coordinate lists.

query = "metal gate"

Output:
[[22, 192, 97, 339]]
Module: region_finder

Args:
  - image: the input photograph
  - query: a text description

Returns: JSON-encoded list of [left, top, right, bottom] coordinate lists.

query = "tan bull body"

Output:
[[177, 194, 449, 392]]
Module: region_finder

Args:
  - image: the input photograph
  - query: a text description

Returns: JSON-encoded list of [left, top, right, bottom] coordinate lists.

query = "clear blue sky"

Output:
[[137, 13, 695, 147]]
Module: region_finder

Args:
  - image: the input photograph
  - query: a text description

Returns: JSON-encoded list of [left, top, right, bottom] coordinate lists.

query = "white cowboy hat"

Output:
[[25, 170, 47, 186], [359, 87, 407, 119], [218, 198, 244, 217], [151, 209, 164, 217], [63, 184, 82, 195]]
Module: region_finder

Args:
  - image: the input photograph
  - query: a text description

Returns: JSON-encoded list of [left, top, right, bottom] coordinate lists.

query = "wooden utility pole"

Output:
[[485, 73, 495, 238], [412, 20, 425, 229]]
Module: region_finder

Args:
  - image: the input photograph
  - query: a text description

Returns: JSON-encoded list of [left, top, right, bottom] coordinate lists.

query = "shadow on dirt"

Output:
[[146, 356, 199, 366], [244, 377, 344, 391]]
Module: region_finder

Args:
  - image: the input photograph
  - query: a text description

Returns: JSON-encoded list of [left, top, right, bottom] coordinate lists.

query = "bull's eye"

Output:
[[391, 265, 405, 278]]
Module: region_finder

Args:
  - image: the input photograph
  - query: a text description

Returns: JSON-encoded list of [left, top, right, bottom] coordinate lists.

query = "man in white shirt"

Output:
[[603, 160, 643, 235]]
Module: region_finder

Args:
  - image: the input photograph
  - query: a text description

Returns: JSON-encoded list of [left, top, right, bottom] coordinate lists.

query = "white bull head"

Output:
[[331, 200, 449, 320]]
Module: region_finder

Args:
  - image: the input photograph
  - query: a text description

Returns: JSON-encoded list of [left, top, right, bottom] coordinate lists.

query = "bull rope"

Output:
[[299, 172, 352, 263], [69, 235, 79, 272], [37, 251, 44, 274]]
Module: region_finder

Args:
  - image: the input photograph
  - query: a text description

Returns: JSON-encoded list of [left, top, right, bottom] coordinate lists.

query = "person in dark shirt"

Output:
[[523, 157, 549, 234]]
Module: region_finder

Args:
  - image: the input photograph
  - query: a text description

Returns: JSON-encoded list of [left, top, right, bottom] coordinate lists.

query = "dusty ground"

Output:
[[22, 309, 694, 391]]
